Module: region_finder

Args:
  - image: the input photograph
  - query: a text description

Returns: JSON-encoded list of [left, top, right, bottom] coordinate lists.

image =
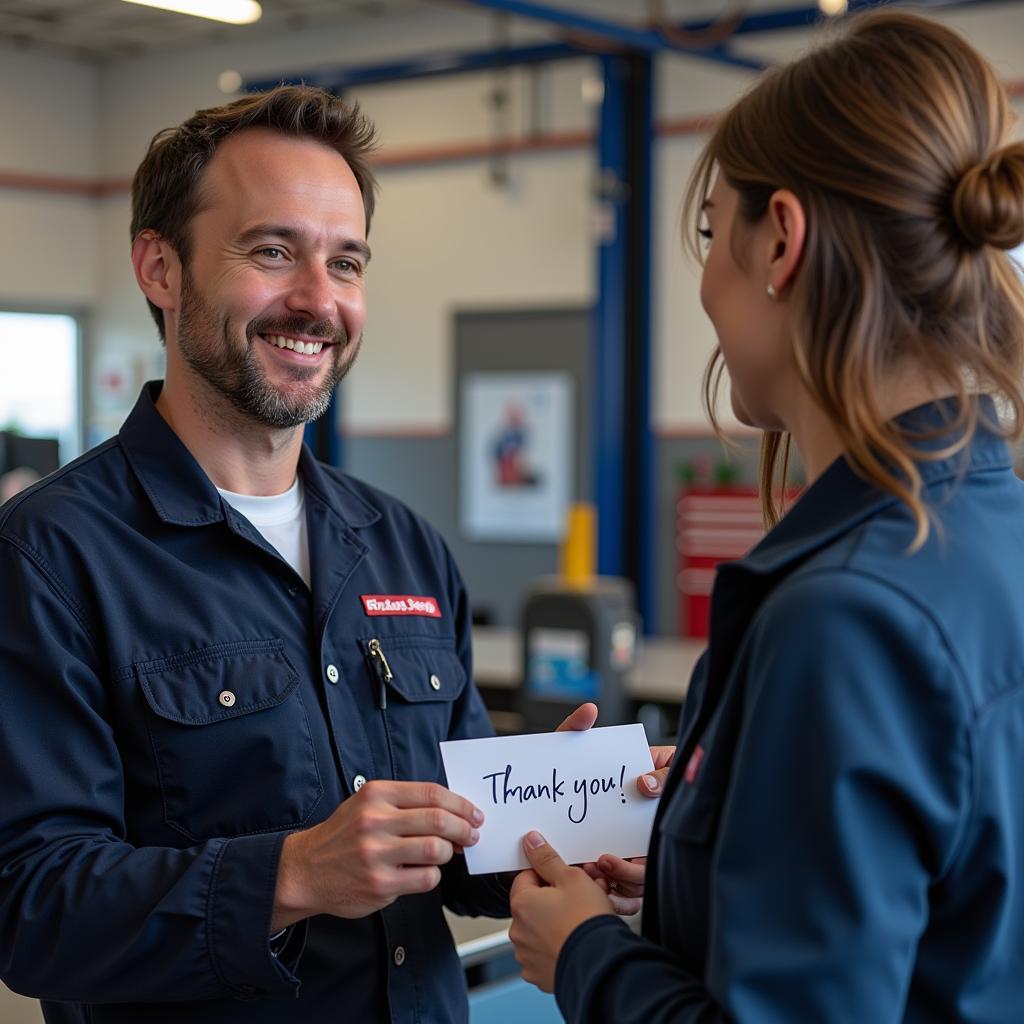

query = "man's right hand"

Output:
[[271, 780, 484, 929]]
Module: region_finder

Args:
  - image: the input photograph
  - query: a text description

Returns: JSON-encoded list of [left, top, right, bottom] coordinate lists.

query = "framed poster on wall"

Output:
[[460, 372, 574, 542]]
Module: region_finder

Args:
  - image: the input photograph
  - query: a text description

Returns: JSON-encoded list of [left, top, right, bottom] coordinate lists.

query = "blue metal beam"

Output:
[[637, 58, 657, 635], [456, 0, 698, 51], [245, 0, 1023, 96], [591, 51, 657, 629], [245, 41, 581, 95], [592, 53, 628, 580], [455, 0, 768, 70], [622, 54, 656, 633]]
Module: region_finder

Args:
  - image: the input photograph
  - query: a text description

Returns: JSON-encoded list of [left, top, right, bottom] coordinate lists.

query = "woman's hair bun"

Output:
[[951, 142, 1024, 251]]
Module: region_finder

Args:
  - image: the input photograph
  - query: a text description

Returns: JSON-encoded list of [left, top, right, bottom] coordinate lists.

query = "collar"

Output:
[[733, 396, 1012, 577], [119, 381, 380, 530]]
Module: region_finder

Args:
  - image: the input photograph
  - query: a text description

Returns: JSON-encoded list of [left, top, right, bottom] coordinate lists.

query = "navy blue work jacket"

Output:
[[0, 382, 509, 1023], [557, 400, 1024, 1022]]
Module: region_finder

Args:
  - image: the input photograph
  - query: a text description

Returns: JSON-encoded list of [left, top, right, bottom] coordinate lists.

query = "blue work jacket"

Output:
[[0, 382, 509, 1023], [557, 399, 1024, 1022]]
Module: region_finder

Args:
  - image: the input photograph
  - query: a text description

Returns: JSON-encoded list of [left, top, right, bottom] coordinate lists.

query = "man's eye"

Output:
[[256, 247, 284, 259], [332, 258, 362, 275]]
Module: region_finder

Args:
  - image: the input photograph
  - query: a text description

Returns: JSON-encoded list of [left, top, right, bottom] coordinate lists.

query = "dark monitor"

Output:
[[0, 432, 60, 477]]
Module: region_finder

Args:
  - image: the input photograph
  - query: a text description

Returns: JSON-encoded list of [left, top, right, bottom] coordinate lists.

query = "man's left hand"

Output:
[[509, 831, 614, 993]]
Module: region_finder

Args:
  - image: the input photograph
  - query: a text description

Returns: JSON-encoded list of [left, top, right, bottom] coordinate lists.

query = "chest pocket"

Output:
[[651, 741, 728, 963], [657, 653, 740, 848], [657, 762, 721, 844], [136, 639, 323, 842], [364, 636, 467, 783]]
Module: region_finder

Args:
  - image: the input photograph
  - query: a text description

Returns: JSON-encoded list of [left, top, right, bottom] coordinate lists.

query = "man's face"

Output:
[[173, 128, 370, 429]]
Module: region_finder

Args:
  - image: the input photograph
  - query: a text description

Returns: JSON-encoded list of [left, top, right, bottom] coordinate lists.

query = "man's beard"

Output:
[[175, 269, 360, 429]]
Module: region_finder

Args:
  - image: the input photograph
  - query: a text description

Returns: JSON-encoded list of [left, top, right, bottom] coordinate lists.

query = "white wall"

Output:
[[355, 152, 592, 431], [0, 42, 99, 308]]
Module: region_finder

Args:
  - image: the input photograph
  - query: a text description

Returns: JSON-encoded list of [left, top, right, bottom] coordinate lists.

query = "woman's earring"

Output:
[[766, 284, 777, 299]]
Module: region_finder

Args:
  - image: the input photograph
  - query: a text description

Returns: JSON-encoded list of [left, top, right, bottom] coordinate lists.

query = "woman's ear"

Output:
[[131, 230, 181, 315], [765, 190, 806, 298]]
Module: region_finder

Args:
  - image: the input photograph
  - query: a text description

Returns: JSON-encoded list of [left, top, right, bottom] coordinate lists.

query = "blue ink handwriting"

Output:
[[480, 763, 627, 823]]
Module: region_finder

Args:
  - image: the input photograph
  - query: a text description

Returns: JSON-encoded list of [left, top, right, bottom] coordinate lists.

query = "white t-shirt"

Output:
[[217, 476, 310, 588]]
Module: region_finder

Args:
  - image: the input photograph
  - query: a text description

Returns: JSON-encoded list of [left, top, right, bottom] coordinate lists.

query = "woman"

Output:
[[509, 10, 1024, 1022]]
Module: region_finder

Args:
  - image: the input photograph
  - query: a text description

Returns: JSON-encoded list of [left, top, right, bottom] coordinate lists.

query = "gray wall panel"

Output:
[[346, 304, 772, 635], [346, 431, 763, 635]]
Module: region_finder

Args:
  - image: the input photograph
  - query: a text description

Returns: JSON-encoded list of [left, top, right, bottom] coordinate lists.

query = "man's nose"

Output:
[[284, 264, 336, 323]]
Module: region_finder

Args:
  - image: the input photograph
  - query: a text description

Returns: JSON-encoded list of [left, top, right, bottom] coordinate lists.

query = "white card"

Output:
[[440, 724, 657, 874]]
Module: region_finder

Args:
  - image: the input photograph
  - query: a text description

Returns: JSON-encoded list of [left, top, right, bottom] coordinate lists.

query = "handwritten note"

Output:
[[440, 724, 657, 874]]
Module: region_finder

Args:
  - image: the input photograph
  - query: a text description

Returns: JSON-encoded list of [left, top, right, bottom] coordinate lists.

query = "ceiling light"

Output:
[[121, 0, 262, 25], [817, 0, 848, 15], [218, 69, 243, 93]]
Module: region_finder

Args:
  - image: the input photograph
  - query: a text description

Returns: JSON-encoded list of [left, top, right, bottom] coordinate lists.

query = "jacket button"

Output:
[[353, 774, 367, 791], [218, 690, 236, 707], [393, 945, 406, 966], [429, 674, 441, 691], [325, 664, 339, 684]]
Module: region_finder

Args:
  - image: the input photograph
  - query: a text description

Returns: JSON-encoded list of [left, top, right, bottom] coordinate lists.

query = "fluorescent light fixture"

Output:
[[121, 0, 262, 25]]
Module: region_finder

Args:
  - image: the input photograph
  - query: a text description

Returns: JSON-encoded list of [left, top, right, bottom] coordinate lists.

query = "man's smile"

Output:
[[258, 332, 336, 360]]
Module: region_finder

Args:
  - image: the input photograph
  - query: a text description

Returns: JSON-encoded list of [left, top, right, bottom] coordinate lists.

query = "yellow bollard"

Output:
[[559, 502, 596, 586]]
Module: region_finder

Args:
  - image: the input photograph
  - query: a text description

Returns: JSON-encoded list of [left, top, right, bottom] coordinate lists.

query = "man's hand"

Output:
[[509, 831, 614, 993], [271, 780, 483, 930], [555, 702, 599, 733]]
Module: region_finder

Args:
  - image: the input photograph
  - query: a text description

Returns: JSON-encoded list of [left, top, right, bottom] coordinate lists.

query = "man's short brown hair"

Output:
[[130, 85, 378, 339]]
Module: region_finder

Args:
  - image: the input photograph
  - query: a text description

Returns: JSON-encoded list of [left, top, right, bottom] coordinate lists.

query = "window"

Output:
[[1012, 243, 1024, 281], [0, 311, 80, 468]]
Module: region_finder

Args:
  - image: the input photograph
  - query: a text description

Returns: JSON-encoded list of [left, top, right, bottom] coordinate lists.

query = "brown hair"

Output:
[[685, 10, 1024, 547], [130, 85, 379, 339]]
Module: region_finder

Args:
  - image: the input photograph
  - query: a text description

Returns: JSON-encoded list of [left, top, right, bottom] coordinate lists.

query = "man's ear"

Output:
[[765, 190, 806, 298], [131, 230, 181, 314]]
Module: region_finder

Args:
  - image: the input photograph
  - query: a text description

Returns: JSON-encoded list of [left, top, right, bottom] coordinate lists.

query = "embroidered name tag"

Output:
[[361, 594, 442, 618]]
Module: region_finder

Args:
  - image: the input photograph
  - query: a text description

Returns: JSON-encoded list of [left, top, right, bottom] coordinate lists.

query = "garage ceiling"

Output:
[[0, 1, 813, 62], [0, 0, 430, 59]]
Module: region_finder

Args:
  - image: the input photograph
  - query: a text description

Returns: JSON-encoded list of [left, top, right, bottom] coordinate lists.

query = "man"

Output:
[[0, 86, 658, 1022], [0, 86, 474, 1023]]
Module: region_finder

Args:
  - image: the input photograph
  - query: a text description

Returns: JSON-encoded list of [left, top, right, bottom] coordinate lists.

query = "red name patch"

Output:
[[361, 594, 442, 618]]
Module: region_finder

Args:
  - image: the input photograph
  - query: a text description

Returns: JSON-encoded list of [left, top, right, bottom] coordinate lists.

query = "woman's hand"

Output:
[[549, 713, 674, 915], [509, 831, 616, 992], [639, 744, 676, 797], [580, 854, 646, 915], [578, 744, 675, 914]]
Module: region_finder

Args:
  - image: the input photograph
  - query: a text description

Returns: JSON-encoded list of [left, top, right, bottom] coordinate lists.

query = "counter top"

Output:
[[472, 626, 704, 704]]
